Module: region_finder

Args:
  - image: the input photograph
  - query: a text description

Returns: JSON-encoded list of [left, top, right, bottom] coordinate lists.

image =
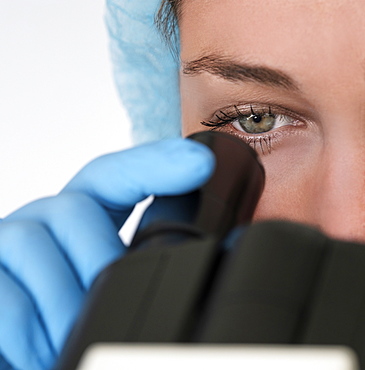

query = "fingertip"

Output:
[[183, 137, 216, 169], [62, 137, 216, 210], [141, 138, 215, 195], [136, 137, 216, 182], [156, 137, 215, 171], [176, 137, 216, 184]]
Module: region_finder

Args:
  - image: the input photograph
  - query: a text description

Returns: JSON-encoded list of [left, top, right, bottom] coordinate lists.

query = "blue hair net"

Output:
[[105, 0, 181, 144]]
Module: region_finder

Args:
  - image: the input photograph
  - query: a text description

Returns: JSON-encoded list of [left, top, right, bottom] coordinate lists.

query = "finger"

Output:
[[2, 139, 214, 290], [0, 221, 84, 354], [0, 267, 55, 370], [62, 138, 215, 217], [4, 194, 126, 289]]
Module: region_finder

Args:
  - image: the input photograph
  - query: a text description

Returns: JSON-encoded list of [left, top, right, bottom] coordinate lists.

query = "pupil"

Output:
[[252, 115, 262, 123]]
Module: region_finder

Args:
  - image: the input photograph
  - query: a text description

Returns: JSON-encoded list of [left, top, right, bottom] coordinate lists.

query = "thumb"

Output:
[[62, 138, 215, 226]]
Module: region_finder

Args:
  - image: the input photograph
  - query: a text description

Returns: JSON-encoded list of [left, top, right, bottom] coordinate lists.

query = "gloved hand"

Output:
[[0, 138, 214, 370]]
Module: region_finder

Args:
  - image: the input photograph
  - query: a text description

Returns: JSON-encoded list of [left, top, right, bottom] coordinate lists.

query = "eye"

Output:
[[232, 106, 295, 134], [200, 104, 306, 154]]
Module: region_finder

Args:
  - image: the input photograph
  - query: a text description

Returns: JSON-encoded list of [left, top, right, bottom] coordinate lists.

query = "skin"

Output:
[[179, 0, 365, 243]]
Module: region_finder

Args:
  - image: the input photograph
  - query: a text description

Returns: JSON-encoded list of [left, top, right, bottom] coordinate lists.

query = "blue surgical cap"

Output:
[[105, 0, 181, 144]]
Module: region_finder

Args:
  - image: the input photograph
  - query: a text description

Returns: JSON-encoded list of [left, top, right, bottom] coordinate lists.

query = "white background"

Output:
[[0, 0, 132, 218]]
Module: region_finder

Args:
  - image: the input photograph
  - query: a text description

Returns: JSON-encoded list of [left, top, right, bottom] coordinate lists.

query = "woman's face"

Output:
[[179, 0, 365, 242]]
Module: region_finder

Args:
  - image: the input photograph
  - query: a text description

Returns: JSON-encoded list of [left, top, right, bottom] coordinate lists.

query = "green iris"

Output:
[[238, 113, 276, 134]]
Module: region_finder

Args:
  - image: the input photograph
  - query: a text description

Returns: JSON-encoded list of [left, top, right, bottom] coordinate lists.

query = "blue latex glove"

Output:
[[0, 139, 214, 370], [105, 0, 181, 144]]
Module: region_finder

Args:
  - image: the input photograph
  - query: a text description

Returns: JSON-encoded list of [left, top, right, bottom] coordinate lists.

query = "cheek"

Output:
[[253, 135, 321, 224]]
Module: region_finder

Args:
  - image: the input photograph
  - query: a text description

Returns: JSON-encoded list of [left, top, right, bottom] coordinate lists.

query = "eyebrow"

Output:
[[182, 54, 299, 91]]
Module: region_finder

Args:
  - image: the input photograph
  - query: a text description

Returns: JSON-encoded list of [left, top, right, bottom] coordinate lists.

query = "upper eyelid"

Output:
[[208, 104, 300, 123]]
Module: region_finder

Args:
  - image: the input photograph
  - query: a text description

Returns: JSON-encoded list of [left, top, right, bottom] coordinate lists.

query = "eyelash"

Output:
[[200, 105, 302, 154]]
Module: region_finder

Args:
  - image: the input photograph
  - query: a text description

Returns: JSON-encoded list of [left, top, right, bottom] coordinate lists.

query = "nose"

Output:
[[312, 141, 365, 243]]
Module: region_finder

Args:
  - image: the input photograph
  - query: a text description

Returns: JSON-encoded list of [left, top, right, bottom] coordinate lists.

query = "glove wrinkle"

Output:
[[0, 354, 13, 370]]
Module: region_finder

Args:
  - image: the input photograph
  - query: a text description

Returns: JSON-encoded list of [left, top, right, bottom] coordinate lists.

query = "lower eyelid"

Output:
[[212, 120, 308, 155]]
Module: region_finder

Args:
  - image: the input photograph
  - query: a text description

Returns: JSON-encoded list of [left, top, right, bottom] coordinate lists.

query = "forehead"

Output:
[[179, 0, 365, 59], [179, 0, 365, 99]]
